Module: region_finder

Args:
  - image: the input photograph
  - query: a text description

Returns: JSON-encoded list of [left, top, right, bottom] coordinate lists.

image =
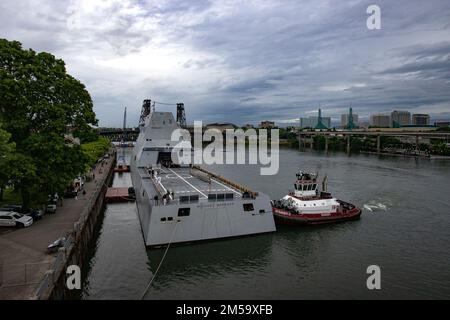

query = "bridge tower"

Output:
[[177, 103, 186, 127], [140, 99, 152, 126]]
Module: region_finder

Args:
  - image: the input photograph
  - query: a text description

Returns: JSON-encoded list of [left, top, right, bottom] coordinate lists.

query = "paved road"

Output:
[[0, 154, 114, 300]]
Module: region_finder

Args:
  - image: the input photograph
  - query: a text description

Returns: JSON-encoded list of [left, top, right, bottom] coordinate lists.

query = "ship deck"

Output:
[[137, 166, 243, 200]]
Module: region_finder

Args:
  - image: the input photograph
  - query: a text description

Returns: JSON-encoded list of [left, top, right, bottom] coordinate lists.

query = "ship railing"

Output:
[[192, 165, 259, 198]]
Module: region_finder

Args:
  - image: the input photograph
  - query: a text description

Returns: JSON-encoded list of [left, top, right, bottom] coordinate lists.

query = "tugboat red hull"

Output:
[[272, 206, 362, 226]]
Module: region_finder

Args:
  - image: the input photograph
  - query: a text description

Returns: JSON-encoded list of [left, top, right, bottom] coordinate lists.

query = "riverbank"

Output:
[[357, 151, 450, 160], [0, 148, 115, 300]]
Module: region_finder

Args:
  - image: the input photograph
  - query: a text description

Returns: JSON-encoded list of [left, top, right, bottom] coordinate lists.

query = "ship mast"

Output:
[[322, 174, 328, 193], [122, 107, 127, 142]]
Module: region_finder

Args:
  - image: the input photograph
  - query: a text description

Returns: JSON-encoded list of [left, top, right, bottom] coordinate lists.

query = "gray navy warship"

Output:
[[130, 100, 276, 248]]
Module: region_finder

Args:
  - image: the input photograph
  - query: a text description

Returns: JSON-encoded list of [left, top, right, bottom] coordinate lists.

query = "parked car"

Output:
[[46, 204, 57, 214], [0, 205, 43, 221], [46, 194, 58, 214], [64, 188, 78, 198], [0, 211, 33, 228]]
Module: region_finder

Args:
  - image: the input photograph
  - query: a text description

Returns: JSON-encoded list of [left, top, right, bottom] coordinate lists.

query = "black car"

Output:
[[0, 205, 44, 221]]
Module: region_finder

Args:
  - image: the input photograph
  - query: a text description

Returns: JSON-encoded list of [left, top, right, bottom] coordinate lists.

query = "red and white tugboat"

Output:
[[272, 172, 361, 225]]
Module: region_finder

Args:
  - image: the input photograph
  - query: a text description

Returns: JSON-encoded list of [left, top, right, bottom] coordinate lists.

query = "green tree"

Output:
[[0, 122, 16, 200], [0, 39, 98, 207]]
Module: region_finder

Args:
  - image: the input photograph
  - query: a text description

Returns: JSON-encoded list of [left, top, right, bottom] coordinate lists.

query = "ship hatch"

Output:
[[157, 152, 173, 166]]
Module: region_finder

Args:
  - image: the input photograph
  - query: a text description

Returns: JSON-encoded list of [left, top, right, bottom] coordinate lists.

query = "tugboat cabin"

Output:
[[292, 172, 319, 199]]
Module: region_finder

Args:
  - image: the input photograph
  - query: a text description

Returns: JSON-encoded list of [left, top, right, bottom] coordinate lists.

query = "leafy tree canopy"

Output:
[[0, 39, 99, 207]]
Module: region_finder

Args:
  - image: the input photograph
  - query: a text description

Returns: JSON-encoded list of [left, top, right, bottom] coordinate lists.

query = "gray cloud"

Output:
[[1, 0, 450, 126]]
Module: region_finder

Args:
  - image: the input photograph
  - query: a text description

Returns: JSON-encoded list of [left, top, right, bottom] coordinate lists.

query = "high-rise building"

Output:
[[370, 114, 391, 128], [412, 114, 430, 126], [300, 117, 332, 129], [300, 109, 331, 129], [391, 110, 411, 128], [341, 108, 359, 129]]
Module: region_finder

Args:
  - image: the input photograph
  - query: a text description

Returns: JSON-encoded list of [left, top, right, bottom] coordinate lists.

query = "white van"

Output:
[[0, 211, 34, 228]]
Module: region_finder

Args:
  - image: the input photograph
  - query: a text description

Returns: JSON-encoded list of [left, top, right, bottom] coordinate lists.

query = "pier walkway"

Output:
[[0, 153, 114, 300]]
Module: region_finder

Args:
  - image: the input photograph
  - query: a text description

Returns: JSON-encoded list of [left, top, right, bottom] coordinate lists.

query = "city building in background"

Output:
[[341, 108, 359, 129], [370, 114, 391, 128], [300, 109, 331, 129], [358, 121, 370, 129], [391, 110, 411, 128], [300, 117, 332, 129], [206, 123, 237, 131], [412, 114, 430, 126], [434, 121, 450, 128], [260, 121, 276, 129]]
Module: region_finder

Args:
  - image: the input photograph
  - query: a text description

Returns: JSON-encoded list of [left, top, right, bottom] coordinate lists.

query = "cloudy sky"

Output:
[[1, 0, 450, 126]]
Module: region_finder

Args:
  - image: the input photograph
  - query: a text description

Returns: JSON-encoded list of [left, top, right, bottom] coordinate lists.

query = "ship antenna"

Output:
[[322, 174, 328, 193]]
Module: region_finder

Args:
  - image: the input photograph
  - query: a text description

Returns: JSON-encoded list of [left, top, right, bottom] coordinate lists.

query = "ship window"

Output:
[[168, 217, 173, 222], [294, 184, 297, 190], [180, 196, 190, 203], [189, 195, 199, 203], [178, 208, 190, 217], [243, 203, 254, 212], [161, 217, 167, 222], [259, 209, 265, 214], [313, 184, 317, 190]]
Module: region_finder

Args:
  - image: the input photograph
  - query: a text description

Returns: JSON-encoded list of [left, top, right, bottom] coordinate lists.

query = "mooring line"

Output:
[[139, 221, 179, 300]]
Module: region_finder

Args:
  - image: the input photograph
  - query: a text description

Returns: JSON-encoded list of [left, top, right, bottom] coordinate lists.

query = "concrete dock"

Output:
[[105, 187, 134, 203], [0, 152, 114, 300]]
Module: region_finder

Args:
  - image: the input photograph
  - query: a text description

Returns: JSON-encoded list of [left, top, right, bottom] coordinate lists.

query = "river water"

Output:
[[81, 147, 450, 300]]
